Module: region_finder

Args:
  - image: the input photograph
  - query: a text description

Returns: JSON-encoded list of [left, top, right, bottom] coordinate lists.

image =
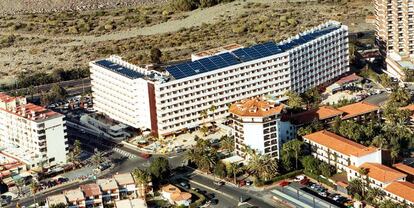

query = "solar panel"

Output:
[[208, 56, 229, 68], [189, 61, 205, 73], [198, 58, 218, 71], [95, 60, 144, 79], [218, 53, 240, 65], [232, 49, 254, 62]]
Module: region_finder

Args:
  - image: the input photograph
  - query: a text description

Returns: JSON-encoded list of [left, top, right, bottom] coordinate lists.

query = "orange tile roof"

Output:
[[0, 93, 16, 102], [335, 73, 363, 85], [161, 184, 181, 194], [338, 101, 380, 119], [400, 104, 414, 111], [171, 192, 192, 201], [229, 98, 284, 117], [349, 163, 407, 183], [394, 163, 414, 176], [290, 106, 344, 124], [385, 181, 414, 203], [303, 130, 378, 157], [80, 183, 102, 197]]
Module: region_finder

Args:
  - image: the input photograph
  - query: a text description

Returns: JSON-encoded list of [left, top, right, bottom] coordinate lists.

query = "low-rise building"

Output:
[[80, 183, 103, 207], [384, 181, 414, 206], [113, 173, 137, 199], [393, 163, 414, 182], [46, 194, 68, 207], [229, 98, 295, 159], [161, 184, 191, 206], [65, 188, 85, 208], [97, 178, 120, 203], [114, 198, 147, 208], [303, 130, 381, 172], [348, 162, 407, 189]]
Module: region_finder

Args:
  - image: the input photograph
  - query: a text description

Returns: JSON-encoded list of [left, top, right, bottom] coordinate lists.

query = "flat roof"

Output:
[[64, 188, 85, 202], [166, 21, 343, 80], [47, 194, 67, 206], [113, 173, 135, 186], [303, 130, 379, 157], [95, 59, 144, 79], [97, 178, 119, 191], [80, 183, 102, 197]]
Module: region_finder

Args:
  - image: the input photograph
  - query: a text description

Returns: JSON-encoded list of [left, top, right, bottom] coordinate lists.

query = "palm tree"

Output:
[[348, 178, 364, 198], [226, 163, 240, 184], [29, 180, 39, 207], [200, 125, 209, 137], [371, 135, 387, 149], [132, 168, 151, 199], [91, 148, 104, 167], [200, 109, 208, 124], [390, 147, 400, 165], [358, 167, 369, 197], [258, 155, 279, 181], [15, 178, 24, 197], [282, 140, 303, 170], [220, 135, 234, 151]]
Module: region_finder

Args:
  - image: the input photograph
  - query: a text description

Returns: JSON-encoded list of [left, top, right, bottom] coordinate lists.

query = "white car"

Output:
[[294, 175, 305, 182]]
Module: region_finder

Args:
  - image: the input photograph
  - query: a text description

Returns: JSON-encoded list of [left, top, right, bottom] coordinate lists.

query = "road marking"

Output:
[[187, 179, 238, 201]]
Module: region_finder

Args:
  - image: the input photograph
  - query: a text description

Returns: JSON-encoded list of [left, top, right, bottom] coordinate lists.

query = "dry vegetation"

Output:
[[0, 0, 373, 85]]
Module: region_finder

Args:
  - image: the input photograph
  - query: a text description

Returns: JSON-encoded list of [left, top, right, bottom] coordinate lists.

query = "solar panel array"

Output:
[[166, 53, 240, 80], [166, 24, 341, 80], [95, 60, 144, 79]]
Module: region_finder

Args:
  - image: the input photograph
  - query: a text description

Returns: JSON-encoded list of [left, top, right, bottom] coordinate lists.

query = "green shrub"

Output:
[[304, 170, 335, 188], [257, 170, 303, 186], [170, 0, 198, 11], [199, 0, 217, 8]]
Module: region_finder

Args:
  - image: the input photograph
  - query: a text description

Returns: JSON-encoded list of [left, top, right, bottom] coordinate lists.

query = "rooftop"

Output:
[[97, 178, 119, 191], [229, 98, 285, 117], [290, 106, 344, 124], [193, 43, 243, 58], [161, 184, 181, 194], [171, 192, 192, 201], [337, 101, 380, 119], [303, 130, 379, 157], [80, 183, 102, 197], [64, 188, 85, 202], [335, 73, 363, 85], [113, 173, 135, 186], [349, 163, 407, 183], [393, 163, 414, 176], [166, 21, 343, 80], [115, 199, 147, 208], [384, 181, 414, 203], [0, 93, 19, 103], [47, 194, 67, 206]]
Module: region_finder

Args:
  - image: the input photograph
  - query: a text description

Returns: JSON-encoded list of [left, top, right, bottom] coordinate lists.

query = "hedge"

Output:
[[256, 169, 303, 186], [189, 189, 206, 208], [304, 170, 335, 188]]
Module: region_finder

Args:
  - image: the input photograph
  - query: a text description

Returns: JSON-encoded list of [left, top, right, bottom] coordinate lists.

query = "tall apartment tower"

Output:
[[375, 0, 413, 56]]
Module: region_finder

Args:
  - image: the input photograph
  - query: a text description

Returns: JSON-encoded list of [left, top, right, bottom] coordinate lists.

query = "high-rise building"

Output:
[[375, 0, 414, 79], [229, 98, 294, 159], [0, 93, 68, 168], [90, 21, 349, 137]]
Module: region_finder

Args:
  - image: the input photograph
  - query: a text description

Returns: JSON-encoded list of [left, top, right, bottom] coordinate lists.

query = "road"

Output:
[[7, 78, 90, 94]]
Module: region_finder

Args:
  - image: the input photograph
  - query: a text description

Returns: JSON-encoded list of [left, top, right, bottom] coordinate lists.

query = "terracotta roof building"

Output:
[[229, 98, 295, 160], [161, 184, 192, 206], [348, 163, 407, 184], [393, 163, 414, 182], [290, 106, 344, 125], [337, 101, 380, 120], [384, 181, 414, 206], [303, 130, 382, 173]]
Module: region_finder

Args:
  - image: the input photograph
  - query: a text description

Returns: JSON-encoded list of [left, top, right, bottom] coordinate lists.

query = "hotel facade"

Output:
[[0, 93, 68, 168], [90, 21, 350, 136]]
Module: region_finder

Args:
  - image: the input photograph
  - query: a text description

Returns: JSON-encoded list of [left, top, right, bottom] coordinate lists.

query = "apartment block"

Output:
[[303, 130, 382, 172], [90, 21, 349, 136], [303, 130, 414, 206], [229, 98, 294, 159], [0, 93, 68, 168]]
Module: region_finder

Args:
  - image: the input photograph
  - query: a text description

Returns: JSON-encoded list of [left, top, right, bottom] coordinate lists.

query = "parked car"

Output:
[[214, 180, 225, 186], [206, 193, 215, 199], [180, 182, 190, 189], [294, 175, 305, 182], [245, 180, 253, 186]]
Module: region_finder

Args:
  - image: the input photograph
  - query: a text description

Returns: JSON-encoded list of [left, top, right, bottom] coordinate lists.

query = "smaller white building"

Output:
[[229, 98, 295, 159], [303, 130, 382, 173], [161, 184, 191, 206]]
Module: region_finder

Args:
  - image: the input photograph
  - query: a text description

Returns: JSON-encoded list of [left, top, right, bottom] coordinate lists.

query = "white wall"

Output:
[[351, 150, 382, 167], [243, 121, 265, 153], [44, 116, 67, 164]]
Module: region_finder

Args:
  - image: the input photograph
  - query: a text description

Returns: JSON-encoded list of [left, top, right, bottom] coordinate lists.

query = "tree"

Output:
[[379, 73, 391, 88], [348, 178, 364, 197], [331, 116, 342, 134], [285, 91, 304, 110], [73, 139, 82, 159], [282, 139, 304, 170], [149, 48, 162, 64], [379, 199, 406, 208], [200, 125, 209, 137], [388, 87, 411, 107], [302, 87, 321, 109], [200, 109, 208, 124], [29, 180, 39, 207], [383, 104, 411, 125], [91, 148, 104, 166], [214, 161, 227, 178], [246, 152, 278, 181], [132, 168, 151, 199], [15, 178, 24, 197], [226, 162, 240, 184], [320, 162, 333, 178], [371, 135, 388, 149], [149, 157, 170, 182], [220, 135, 234, 151], [390, 147, 400, 165], [301, 156, 320, 175]]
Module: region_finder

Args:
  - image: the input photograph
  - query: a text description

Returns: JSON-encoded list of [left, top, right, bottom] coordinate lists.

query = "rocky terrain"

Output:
[[0, 0, 165, 15]]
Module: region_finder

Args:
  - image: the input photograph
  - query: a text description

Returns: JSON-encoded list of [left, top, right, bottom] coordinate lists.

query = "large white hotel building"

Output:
[[90, 21, 349, 136], [0, 93, 68, 168]]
